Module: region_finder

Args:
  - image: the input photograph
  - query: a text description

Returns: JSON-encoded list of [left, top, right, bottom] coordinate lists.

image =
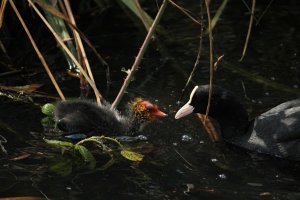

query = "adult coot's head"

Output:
[[175, 85, 250, 140]]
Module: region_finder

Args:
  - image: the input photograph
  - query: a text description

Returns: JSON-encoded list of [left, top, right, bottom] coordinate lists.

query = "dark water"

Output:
[[1, 1, 300, 199]]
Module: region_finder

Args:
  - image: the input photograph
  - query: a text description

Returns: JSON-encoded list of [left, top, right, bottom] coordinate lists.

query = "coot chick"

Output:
[[175, 85, 300, 160], [55, 98, 166, 138]]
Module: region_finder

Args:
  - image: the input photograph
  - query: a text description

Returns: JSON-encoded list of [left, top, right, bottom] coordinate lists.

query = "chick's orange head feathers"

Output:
[[130, 98, 167, 120]]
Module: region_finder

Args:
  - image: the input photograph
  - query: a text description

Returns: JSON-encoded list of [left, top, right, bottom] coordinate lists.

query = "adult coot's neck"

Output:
[[191, 85, 250, 140]]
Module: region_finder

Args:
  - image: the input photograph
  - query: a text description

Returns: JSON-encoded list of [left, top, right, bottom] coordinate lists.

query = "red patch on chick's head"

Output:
[[130, 98, 167, 121]]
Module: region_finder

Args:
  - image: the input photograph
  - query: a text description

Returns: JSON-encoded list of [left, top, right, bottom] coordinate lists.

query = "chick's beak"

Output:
[[151, 109, 167, 118], [175, 102, 194, 119]]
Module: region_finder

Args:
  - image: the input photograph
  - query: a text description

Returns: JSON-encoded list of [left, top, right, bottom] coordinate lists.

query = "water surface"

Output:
[[1, 1, 300, 199]]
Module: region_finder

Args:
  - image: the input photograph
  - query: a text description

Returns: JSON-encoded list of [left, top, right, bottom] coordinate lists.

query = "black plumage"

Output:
[[175, 85, 300, 160], [55, 98, 166, 137]]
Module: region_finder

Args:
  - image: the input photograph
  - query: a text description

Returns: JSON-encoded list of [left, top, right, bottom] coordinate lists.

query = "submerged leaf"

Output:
[[49, 157, 73, 176], [41, 103, 56, 116], [121, 150, 144, 162], [14, 84, 43, 93], [75, 144, 96, 169], [0, 84, 43, 93]]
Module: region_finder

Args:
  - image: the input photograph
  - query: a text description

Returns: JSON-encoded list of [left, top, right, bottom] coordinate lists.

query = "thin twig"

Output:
[[241, 0, 258, 22], [239, 0, 256, 62], [178, 2, 204, 102], [174, 148, 195, 168], [9, 0, 65, 100], [0, 0, 8, 27], [0, 134, 7, 154], [31, 177, 51, 200], [34, 0, 110, 87], [241, 80, 248, 99], [204, 0, 214, 121], [213, 54, 224, 71], [256, 0, 274, 25], [63, 0, 101, 104], [0, 69, 22, 77], [168, 0, 201, 25], [111, 0, 168, 109], [28, 0, 103, 103]]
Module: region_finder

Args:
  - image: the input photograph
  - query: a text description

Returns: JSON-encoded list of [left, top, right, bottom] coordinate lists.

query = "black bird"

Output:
[[175, 85, 300, 160], [55, 98, 166, 138]]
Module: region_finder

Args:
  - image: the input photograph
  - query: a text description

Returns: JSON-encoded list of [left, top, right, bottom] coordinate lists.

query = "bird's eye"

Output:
[[146, 104, 154, 110]]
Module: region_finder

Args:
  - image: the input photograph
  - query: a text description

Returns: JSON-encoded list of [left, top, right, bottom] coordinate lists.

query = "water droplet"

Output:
[[184, 183, 195, 193], [270, 77, 275, 81], [265, 92, 269, 96], [137, 135, 148, 141], [181, 135, 192, 142], [211, 158, 218, 162], [66, 187, 72, 191], [218, 174, 227, 179], [173, 142, 178, 146]]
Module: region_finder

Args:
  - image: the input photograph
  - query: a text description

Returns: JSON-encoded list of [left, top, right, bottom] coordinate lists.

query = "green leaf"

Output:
[[41, 116, 50, 124], [41, 103, 56, 116], [41, 116, 55, 125], [120, 149, 144, 162], [120, 0, 153, 29], [210, 0, 229, 32], [44, 138, 74, 149], [75, 144, 96, 169]]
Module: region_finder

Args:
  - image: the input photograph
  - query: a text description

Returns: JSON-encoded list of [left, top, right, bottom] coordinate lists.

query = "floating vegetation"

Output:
[[44, 136, 144, 174], [41, 102, 144, 174], [41, 103, 55, 116]]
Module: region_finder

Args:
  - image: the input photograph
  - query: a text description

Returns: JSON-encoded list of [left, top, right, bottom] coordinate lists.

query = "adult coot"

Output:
[[175, 85, 300, 160]]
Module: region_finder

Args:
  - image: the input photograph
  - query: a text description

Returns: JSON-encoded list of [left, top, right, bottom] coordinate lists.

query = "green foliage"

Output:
[[121, 149, 144, 162], [49, 156, 74, 176], [75, 144, 96, 169], [44, 135, 145, 175], [210, 0, 229, 32], [120, 0, 153, 28], [44, 138, 74, 149], [41, 103, 56, 116]]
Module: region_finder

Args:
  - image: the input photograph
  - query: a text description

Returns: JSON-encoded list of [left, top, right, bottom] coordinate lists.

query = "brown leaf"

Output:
[[10, 153, 31, 161], [260, 192, 271, 196]]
